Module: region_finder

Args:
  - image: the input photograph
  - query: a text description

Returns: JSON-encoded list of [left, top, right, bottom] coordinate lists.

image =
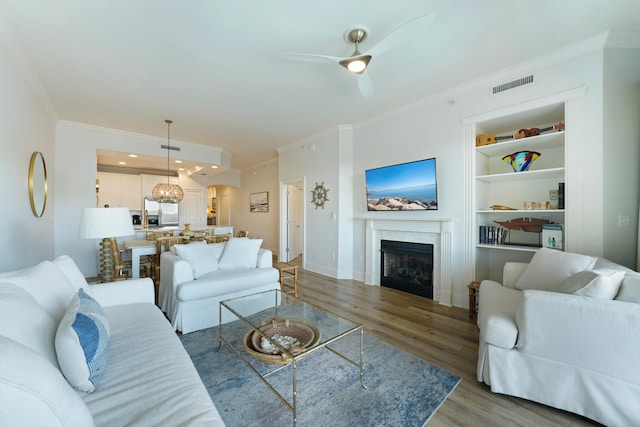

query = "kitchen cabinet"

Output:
[[97, 172, 142, 210]]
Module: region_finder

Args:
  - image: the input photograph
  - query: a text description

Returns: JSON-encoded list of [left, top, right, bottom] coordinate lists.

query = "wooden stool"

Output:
[[274, 261, 298, 297], [468, 281, 480, 318]]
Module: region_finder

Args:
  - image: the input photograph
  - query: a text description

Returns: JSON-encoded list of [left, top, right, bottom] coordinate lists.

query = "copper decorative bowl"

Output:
[[243, 318, 321, 365]]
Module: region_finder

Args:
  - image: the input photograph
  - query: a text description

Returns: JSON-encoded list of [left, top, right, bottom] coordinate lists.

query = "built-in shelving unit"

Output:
[[468, 101, 568, 281]]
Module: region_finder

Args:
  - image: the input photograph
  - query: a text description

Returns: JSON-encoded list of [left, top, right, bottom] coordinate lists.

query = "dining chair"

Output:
[[236, 230, 249, 238], [109, 238, 152, 280], [153, 236, 190, 284]]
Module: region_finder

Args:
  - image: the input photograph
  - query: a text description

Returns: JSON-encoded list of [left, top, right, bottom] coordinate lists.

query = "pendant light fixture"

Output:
[[152, 119, 184, 203]]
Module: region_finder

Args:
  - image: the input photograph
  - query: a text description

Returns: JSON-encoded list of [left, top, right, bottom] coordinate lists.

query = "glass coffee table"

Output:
[[217, 289, 366, 426]]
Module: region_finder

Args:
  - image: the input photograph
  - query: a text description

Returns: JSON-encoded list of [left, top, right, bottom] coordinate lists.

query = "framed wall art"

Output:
[[250, 191, 269, 212]]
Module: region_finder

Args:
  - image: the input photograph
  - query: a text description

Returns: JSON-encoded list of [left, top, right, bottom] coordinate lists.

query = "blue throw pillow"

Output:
[[55, 288, 111, 393]]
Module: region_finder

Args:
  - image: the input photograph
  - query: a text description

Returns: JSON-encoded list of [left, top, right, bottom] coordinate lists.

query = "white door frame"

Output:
[[279, 178, 305, 264]]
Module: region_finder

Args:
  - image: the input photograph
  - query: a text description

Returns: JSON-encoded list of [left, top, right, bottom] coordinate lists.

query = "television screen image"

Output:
[[365, 158, 438, 211]]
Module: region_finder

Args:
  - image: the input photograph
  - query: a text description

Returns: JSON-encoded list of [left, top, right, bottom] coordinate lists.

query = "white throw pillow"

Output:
[[557, 269, 625, 299], [0, 336, 95, 427], [173, 241, 219, 278], [218, 237, 263, 270], [208, 241, 227, 262], [515, 248, 597, 292], [0, 261, 77, 322], [56, 289, 111, 393], [615, 274, 640, 303], [0, 282, 59, 368]]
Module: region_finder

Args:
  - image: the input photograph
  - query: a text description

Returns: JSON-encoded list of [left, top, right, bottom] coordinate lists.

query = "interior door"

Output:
[[287, 182, 303, 262], [219, 195, 231, 226], [183, 189, 205, 227]]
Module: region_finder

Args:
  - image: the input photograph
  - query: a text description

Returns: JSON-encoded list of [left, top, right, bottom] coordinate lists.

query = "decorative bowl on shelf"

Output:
[[502, 151, 541, 172]]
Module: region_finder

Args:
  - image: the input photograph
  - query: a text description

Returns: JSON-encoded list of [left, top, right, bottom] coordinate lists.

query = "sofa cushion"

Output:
[[56, 289, 111, 393], [0, 282, 59, 368], [176, 267, 279, 301], [515, 248, 597, 292], [0, 336, 95, 427], [0, 260, 77, 322], [173, 241, 219, 279], [80, 303, 224, 426], [615, 273, 640, 303], [557, 269, 625, 299], [218, 237, 263, 270]]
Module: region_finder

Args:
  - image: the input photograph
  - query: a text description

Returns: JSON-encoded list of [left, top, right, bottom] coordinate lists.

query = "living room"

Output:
[[3, 9, 640, 307], [2, 2, 640, 424]]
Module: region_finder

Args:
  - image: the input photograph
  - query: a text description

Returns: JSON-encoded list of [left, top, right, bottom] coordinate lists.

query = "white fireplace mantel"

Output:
[[363, 217, 453, 306]]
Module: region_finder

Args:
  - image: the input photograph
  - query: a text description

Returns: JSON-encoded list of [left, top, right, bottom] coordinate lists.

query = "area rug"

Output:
[[180, 318, 461, 426]]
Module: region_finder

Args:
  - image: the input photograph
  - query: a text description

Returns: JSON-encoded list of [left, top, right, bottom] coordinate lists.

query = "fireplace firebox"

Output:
[[380, 240, 433, 298]]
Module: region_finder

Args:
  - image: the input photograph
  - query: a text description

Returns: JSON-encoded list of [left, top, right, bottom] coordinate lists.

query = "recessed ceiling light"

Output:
[[128, 154, 138, 158], [174, 160, 183, 164], [178, 167, 185, 171], [118, 161, 127, 165], [211, 165, 218, 169]]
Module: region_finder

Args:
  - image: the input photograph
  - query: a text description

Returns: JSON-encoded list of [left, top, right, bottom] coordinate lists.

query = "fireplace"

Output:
[[380, 240, 433, 298], [364, 218, 452, 305]]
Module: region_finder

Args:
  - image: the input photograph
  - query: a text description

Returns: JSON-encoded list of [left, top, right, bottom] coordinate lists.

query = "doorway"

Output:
[[281, 181, 304, 263]]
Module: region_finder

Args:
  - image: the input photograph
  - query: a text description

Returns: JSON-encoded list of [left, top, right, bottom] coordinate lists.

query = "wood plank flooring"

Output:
[[295, 267, 600, 426]]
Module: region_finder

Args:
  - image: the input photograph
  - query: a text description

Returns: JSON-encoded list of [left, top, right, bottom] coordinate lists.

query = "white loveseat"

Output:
[[477, 248, 640, 426], [159, 238, 280, 334], [0, 256, 224, 427]]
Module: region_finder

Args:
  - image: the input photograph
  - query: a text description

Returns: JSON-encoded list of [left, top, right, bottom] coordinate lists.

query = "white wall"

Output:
[[232, 159, 279, 253], [602, 47, 640, 268], [279, 128, 341, 277], [0, 40, 56, 272]]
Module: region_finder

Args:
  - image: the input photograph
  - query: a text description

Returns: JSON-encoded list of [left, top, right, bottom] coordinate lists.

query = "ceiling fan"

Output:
[[281, 14, 436, 98]]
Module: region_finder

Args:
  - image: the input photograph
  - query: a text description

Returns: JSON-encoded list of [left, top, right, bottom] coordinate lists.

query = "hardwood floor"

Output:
[[294, 266, 599, 426]]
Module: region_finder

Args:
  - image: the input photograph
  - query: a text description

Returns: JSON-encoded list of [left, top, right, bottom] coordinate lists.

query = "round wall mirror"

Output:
[[28, 151, 48, 217]]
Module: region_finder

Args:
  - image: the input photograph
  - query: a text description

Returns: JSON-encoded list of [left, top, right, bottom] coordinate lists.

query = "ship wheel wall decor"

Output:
[[311, 182, 329, 209]]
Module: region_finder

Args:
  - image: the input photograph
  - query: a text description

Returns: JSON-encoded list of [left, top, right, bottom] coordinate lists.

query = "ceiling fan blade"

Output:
[[357, 73, 374, 98], [280, 52, 343, 64], [367, 13, 436, 57]]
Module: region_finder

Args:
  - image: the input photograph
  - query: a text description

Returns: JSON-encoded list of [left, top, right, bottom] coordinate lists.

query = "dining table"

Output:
[[123, 240, 157, 279]]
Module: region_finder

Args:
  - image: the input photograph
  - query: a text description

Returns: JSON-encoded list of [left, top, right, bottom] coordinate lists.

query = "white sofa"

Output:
[[0, 255, 224, 427], [477, 248, 640, 426], [159, 238, 281, 334]]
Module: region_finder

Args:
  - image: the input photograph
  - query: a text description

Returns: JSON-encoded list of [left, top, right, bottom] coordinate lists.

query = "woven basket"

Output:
[[243, 318, 321, 365]]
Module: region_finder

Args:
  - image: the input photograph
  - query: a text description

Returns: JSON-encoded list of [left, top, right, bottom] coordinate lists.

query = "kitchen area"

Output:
[[96, 170, 234, 278]]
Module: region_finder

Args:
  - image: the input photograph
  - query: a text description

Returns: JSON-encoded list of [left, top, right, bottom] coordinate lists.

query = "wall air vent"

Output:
[[160, 144, 180, 151], [492, 75, 534, 94]]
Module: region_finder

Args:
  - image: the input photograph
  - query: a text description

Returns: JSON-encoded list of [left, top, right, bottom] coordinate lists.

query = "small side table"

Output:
[[468, 281, 480, 318], [273, 262, 298, 297]]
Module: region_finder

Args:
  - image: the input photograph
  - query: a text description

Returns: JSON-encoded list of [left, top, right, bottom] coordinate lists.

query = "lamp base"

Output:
[[99, 237, 114, 283]]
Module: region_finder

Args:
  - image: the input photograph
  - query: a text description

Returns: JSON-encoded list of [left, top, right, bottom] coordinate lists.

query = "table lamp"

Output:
[[78, 207, 135, 283]]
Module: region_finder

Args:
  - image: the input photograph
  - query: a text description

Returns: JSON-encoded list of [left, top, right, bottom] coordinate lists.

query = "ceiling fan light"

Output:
[[348, 60, 366, 73], [340, 55, 371, 74]]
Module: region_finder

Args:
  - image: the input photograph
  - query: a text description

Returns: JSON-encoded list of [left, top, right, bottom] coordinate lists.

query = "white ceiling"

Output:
[[2, 0, 639, 172]]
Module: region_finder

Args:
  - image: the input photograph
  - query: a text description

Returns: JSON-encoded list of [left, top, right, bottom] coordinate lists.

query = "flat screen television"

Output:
[[365, 157, 438, 211]]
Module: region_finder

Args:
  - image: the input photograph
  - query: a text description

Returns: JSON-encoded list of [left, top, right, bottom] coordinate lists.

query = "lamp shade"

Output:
[[78, 207, 135, 239]]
